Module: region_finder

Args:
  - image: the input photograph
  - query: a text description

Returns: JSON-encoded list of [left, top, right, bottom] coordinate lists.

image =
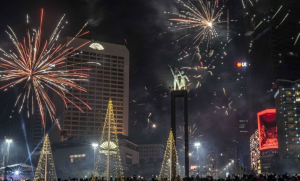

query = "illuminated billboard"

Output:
[[257, 109, 278, 151]]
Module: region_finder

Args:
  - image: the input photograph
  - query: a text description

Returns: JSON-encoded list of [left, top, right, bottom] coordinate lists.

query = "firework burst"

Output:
[[211, 88, 241, 116], [162, 0, 229, 90], [166, 0, 227, 52], [0, 9, 91, 129], [178, 124, 197, 152]]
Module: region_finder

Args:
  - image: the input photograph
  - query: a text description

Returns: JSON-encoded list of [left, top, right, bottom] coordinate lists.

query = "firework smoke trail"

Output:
[[0, 9, 92, 129], [166, 0, 227, 52], [212, 88, 240, 116]]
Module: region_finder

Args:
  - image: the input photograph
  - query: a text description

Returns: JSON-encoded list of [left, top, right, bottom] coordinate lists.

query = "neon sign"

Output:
[[237, 62, 247, 68]]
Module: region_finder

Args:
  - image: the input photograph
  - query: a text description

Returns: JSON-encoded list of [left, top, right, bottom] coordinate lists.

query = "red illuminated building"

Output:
[[257, 109, 278, 151]]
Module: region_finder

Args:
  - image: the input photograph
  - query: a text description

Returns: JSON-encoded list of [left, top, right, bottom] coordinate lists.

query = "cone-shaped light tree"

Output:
[[34, 134, 57, 181], [93, 99, 124, 180], [159, 129, 182, 181]]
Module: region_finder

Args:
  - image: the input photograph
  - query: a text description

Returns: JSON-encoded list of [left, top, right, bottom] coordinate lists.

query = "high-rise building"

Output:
[[29, 89, 55, 154], [245, 0, 300, 88], [237, 118, 250, 168], [274, 80, 300, 157], [245, 0, 300, 139], [28, 110, 45, 154], [51, 37, 129, 142]]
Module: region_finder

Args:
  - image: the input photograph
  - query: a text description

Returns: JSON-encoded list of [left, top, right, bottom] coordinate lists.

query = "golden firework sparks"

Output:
[[167, 0, 227, 50]]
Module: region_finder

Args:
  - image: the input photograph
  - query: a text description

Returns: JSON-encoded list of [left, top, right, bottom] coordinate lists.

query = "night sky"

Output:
[[0, 0, 248, 162]]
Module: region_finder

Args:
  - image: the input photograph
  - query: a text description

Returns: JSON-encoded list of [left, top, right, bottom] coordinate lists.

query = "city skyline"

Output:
[[0, 0, 300, 178]]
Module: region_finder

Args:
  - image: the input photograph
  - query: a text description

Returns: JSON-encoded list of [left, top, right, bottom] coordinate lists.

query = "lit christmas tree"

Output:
[[34, 134, 57, 181], [159, 130, 182, 181], [93, 99, 124, 180]]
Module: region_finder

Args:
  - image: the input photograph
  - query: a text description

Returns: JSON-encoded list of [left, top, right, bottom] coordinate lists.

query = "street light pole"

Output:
[[194, 142, 201, 176], [5, 139, 12, 163], [94, 148, 96, 163], [92, 143, 99, 165], [4, 139, 13, 181]]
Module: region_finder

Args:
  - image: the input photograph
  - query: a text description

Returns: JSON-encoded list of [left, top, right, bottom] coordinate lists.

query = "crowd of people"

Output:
[[79, 174, 300, 181], [1, 174, 300, 181]]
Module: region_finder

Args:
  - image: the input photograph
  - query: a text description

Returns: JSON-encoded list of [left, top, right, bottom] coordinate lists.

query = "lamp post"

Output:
[[4, 139, 12, 181], [152, 124, 157, 129], [92, 143, 99, 164], [194, 142, 201, 176], [5, 139, 12, 162]]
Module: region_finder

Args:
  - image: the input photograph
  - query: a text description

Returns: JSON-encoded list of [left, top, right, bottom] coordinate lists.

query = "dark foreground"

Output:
[[2, 174, 300, 181]]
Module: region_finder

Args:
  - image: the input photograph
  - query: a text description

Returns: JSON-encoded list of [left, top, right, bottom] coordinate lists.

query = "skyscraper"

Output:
[[246, 0, 300, 88], [28, 111, 45, 153], [29, 93, 54, 154], [245, 0, 300, 146], [237, 118, 250, 168], [274, 80, 300, 157], [51, 37, 129, 142]]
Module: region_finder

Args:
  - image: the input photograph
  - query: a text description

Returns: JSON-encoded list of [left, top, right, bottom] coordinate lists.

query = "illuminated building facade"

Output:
[[257, 109, 278, 151], [250, 130, 260, 174], [274, 80, 300, 157], [51, 37, 129, 142], [252, 109, 279, 173]]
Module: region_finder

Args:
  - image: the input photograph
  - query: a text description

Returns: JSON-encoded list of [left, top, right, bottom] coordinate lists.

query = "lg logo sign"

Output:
[[237, 62, 247, 68]]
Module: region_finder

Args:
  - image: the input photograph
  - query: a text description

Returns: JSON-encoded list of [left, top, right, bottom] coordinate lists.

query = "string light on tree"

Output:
[[93, 99, 124, 181], [159, 130, 182, 181], [34, 134, 57, 181]]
